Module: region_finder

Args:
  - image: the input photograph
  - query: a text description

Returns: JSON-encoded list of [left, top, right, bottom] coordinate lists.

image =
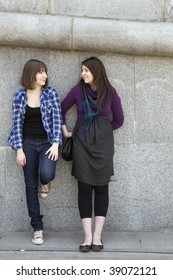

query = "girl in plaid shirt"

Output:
[[8, 59, 62, 245]]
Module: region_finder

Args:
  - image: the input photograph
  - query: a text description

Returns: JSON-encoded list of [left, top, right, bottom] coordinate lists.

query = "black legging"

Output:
[[78, 181, 109, 219]]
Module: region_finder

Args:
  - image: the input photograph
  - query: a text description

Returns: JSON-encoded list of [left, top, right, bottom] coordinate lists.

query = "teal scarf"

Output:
[[82, 86, 101, 123]]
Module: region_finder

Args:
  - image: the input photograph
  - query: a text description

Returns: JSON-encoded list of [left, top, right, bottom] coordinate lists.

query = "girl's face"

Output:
[[35, 69, 48, 87], [81, 65, 94, 86]]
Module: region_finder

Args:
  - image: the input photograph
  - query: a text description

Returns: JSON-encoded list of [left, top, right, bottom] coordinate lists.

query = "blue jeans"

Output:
[[23, 138, 57, 231]]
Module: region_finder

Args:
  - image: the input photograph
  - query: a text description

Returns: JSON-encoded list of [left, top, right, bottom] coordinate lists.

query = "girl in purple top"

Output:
[[61, 57, 124, 252]]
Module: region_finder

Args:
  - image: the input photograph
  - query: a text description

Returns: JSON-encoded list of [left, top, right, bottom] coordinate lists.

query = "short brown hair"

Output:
[[20, 59, 48, 89]]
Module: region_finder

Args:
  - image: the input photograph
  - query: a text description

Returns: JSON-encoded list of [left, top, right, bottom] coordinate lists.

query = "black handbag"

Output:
[[61, 137, 73, 161]]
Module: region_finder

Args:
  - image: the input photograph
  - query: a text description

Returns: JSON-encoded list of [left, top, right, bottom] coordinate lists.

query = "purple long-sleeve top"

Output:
[[61, 84, 124, 130]]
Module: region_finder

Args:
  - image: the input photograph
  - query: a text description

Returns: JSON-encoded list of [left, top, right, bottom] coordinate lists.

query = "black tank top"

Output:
[[23, 105, 47, 139]]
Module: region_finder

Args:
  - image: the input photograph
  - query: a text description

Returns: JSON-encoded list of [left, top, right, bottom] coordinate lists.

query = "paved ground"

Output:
[[0, 230, 173, 260], [2, 251, 173, 260]]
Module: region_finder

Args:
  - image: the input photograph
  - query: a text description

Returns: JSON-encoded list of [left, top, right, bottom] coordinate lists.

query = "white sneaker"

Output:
[[32, 230, 44, 245], [40, 183, 51, 198]]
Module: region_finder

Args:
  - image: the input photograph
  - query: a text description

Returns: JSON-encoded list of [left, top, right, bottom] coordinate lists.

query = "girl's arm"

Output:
[[111, 91, 124, 130]]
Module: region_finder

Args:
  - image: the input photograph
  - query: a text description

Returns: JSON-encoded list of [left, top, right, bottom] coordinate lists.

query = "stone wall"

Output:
[[1, 0, 173, 232]]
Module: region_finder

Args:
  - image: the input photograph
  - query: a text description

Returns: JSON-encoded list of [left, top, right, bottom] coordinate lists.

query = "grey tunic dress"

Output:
[[72, 117, 114, 186]]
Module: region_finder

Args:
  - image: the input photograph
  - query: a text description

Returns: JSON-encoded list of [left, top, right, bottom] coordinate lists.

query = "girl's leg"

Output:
[[92, 216, 105, 245], [81, 218, 92, 245], [23, 138, 43, 231], [39, 140, 57, 184], [93, 184, 109, 245], [39, 140, 57, 197], [78, 181, 93, 245]]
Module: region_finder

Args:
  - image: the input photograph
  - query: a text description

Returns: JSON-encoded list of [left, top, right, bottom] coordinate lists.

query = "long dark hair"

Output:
[[80, 57, 114, 109]]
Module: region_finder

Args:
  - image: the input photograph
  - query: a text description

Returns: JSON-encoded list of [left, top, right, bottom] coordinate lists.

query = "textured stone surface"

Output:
[[1, 12, 173, 57], [73, 18, 173, 57], [108, 144, 173, 231], [0, 0, 165, 22], [165, 0, 173, 21], [50, 0, 164, 21], [0, 13, 71, 50], [4, 148, 28, 231], [0, 0, 48, 14], [0, 148, 6, 229], [135, 57, 173, 143]]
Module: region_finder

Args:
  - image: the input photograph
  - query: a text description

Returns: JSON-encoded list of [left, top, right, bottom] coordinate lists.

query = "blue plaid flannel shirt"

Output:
[[8, 86, 62, 150]]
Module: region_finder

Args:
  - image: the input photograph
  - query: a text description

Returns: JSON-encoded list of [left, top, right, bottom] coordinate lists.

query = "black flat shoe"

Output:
[[91, 241, 103, 252], [79, 244, 91, 252]]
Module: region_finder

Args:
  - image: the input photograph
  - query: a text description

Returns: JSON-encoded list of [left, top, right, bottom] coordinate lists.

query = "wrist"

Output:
[[52, 142, 59, 146], [17, 148, 23, 153]]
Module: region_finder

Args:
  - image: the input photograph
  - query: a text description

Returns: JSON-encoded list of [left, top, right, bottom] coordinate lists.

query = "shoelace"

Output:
[[34, 231, 42, 239]]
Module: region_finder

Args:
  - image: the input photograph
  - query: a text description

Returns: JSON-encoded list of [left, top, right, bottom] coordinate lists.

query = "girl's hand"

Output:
[[64, 131, 72, 138], [17, 149, 26, 166], [45, 143, 59, 161], [62, 124, 72, 138]]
